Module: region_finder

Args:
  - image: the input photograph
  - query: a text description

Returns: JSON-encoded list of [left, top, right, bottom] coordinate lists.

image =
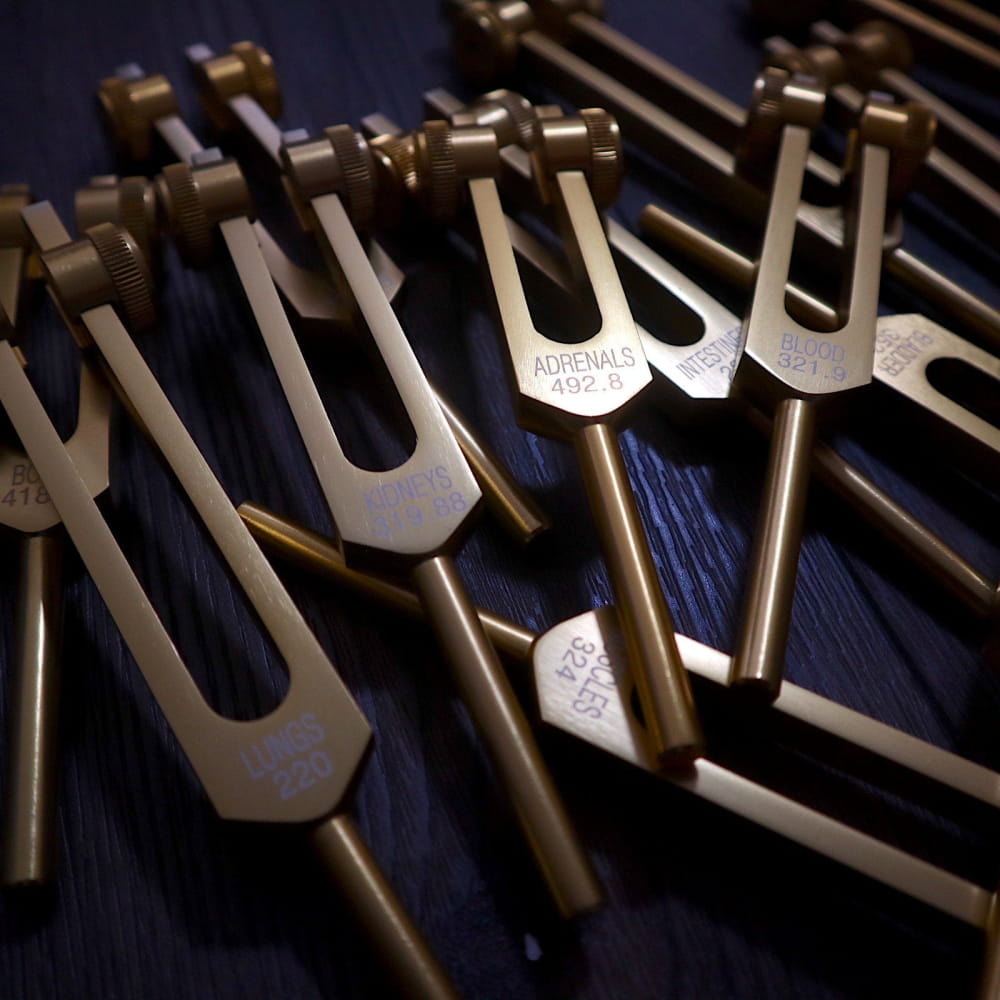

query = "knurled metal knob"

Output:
[[532, 108, 623, 209], [367, 131, 417, 228], [454, 89, 538, 150], [97, 71, 179, 162], [411, 121, 502, 223], [40, 223, 156, 338], [156, 157, 252, 268], [281, 126, 379, 231], [735, 68, 826, 183], [192, 41, 283, 131], [851, 97, 936, 205], [451, 0, 534, 86], [76, 176, 161, 272], [838, 21, 915, 86], [764, 37, 848, 89]]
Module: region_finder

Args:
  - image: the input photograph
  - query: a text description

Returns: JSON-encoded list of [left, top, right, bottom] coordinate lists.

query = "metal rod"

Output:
[[237, 501, 537, 661], [639, 203, 1000, 618], [730, 398, 816, 697], [310, 814, 462, 1000], [243, 502, 1000, 808], [573, 422, 703, 762], [411, 555, 603, 919], [1, 533, 63, 886]]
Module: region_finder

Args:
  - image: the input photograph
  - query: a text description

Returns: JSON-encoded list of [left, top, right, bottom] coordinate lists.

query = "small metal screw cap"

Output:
[[412, 121, 502, 223], [532, 108, 623, 208], [281, 126, 379, 230], [853, 97, 936, 204], [454, 89, 538, 149], [40, 223, 156, 338], [193, 41, 283, 131], [839, 21, 915, 85], [156, 156, 252, 268], [764, 36, 848, 89], [86, 223, 157, 332], [97, 72, 179, 162], [735, 68, 826, 183], [451, 0, 534, 86], [76, 176, 161, 271]]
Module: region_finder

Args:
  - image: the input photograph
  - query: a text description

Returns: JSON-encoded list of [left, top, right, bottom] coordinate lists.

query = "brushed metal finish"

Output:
[[244, 503, 1000, 808], [308, 191, 483, 559], [574, 422, 702, 761], [467, 173, 650, 425], [412, 556, 603, 917], [738, 130, 885, 397], [1, 534, 63, 886], [238, 501, 538, 662], [729, 398, 816, 695], [300, 187, 597, 915], [508, 22, 1000, 348], [466, 169, 702, 764], [310, 815, 463, 1000]]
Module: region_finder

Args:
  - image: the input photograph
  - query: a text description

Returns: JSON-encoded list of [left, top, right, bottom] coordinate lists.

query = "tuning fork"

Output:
[[425, 87, 1000, 630], [96, 58, 403, 318], [174, 43, 546, 545], [405, 108, 704, 766], [0, 189, 113, 888], [278, 123, 601, 917], [447, 0, 1000, 350], [13, 202, 462, 1000], [724, 72, 933, 698], [763, 25, 1000, 249], [240, 500, 1000, 993]]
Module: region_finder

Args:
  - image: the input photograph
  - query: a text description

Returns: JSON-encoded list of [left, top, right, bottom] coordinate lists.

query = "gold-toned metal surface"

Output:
[[310, 815, 462, 1000], [242, 501, 1000, 927], [16, 203, 467, 998], [728, 77, 929, 699], [411, 110, 703, 765], [23, 201, 372, 822], [242, 501, 1000, 808], [1, 534, 62, 886], [281, 130, 602, 916], [451, 0, 1000, 350]]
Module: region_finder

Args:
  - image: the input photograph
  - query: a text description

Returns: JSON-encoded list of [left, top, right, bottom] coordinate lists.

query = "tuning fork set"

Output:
[[2, 0, 1000, 996]]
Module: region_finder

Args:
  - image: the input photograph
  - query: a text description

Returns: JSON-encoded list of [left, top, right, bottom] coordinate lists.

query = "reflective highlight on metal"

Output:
[[239, 500, 1000, 928], [17, 203, 467, 1000], [281, 130, 602, 917], [448, 0, 1000, 349], [728, 76, 925, 699], [413, 110, 703, 766]]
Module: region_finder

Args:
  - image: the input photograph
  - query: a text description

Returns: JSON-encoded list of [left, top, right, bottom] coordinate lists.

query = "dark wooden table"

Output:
[[2, 1, 1000, 997]]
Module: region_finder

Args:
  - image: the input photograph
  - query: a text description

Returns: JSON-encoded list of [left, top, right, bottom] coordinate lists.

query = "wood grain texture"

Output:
[[1, 1, 1000, 997]]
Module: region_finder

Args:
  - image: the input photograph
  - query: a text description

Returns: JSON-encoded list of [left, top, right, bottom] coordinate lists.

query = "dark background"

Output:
[[2, 0, 1000, 997]]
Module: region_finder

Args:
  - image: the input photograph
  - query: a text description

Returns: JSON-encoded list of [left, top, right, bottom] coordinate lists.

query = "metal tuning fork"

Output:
[[0, 190, 113, 888], [15, 203, 461, 1000], [424, 85, 1000, 621], [763, 24, 1000, 249], [96, 58, 400, 322], [175, 43, 547, 545], [447, 0, 1000, 350], [407, 108, 704, 766], [239, 500, 1000, 997], [279, 123, 602, 918], [727, 71, 933, 699]]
